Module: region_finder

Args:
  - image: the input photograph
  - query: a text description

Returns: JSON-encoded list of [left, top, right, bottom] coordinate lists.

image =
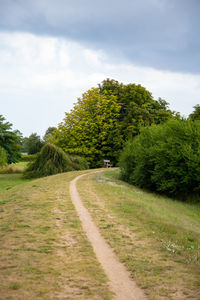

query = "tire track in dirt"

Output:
[[70, 173, 147, 300]]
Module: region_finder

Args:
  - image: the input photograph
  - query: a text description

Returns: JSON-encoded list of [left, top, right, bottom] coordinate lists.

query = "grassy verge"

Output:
[[0, 170, 112, 299], [0, 174, 31, 191], [77, 169, 200, 300], [0, 162, 29, 174]]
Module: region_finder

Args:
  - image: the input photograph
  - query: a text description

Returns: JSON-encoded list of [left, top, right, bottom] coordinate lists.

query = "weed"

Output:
[[8, 282, 20, 290]]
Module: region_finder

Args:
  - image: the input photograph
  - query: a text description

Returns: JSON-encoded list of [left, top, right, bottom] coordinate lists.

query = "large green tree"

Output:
[[51, 79, 176, 167], [99, 79, 175, 140], [0, 115, 22, 163], [51, 88, 122, 166]]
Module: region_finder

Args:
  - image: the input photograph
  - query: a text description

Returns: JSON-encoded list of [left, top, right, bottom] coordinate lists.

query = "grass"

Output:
[[0, 161, 28, 174], [0, 174, 31, 191], [12, 161, 28, 168], [0, 170, 112, 299], [77, 169, 200, 300], [2, 167, 200, 299]]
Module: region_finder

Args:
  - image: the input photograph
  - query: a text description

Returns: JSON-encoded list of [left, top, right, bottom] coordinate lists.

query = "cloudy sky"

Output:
[[0, 0, 200, 137]]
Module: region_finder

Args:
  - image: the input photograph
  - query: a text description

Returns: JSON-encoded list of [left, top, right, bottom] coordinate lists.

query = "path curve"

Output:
[[70, 172, 147, 300]]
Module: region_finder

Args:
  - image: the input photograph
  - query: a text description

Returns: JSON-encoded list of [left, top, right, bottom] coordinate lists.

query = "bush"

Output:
[[24, 143, 73, 178], [0, 146, 7, 166], [68, 155, 89, 170], [23, 143, 89, 178], [119, 120, 200, 201]]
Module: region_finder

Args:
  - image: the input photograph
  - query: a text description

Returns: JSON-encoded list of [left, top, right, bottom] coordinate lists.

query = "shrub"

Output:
[[0, 146, 7, 166], [119, 119, 200, 201], [68, 155, 89, 170], [24, 143, 73, 178]]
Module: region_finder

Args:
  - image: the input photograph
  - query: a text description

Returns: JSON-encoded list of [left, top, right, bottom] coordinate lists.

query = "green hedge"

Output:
[[119, 119, 200, 201], [68, 155, 89, 170]]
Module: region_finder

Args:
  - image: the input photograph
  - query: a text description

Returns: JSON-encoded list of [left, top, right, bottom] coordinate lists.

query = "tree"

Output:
[[51, 79, 176, 167], [0, 146, 7, 166], [23, 133, 44, 155], [43, 127, 57, 142], [99, 79, 175, 140], [119, 119, 200, 201], [24, 143, 88, 178], [51, 88, 123, 166], [0, 115, 22, 163], [24, 143, 73, 178], [189, 104, 200, 121]]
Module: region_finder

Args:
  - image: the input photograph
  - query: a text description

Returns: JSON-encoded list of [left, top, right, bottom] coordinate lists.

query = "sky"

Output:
[[0, 0, 200, 137]]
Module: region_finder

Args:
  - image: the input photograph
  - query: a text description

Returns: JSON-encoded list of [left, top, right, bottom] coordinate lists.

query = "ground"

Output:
[[0, 169, 200, 299]]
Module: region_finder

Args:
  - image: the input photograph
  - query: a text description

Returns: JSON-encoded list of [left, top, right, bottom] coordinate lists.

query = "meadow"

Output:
[[77, 169, 200, 300], [0, 170, 112, 299], [0, 168, 200, 299]]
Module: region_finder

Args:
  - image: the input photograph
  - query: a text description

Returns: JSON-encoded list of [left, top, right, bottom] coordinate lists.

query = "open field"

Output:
[[0, 168, 200, 299], [0, 170, 112, 299], [77, 169, 200, 300], [0, 174, 31, 191]]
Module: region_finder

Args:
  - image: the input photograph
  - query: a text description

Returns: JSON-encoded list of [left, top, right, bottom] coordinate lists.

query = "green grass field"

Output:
[[0, 174, 31, 191], [0, 169, 200, 299], [0, 171, 112, 300], [77, 169, 200, 300]]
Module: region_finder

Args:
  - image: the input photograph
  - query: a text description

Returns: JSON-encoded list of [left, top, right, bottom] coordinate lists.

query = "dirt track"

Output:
[[70, 173, 147, 300]]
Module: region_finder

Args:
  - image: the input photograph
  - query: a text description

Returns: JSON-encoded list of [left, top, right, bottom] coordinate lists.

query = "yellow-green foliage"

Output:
[[50, 88, 122, 167], [0, 146, 7, 166], [50, 79, 175, 167]]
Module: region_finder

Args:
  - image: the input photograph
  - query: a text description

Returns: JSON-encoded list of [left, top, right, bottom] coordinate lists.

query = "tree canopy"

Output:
[[119, 119, 200, 201], [0, 115, 22, 163], [51, 88, 122, 166], [22, 133, 44, 155], [43, 127, 57, 142], [99, 79, 175, 140], [50, 79, 176, 167], [189, 104, 200, 121], [0, 146, 7, 166]]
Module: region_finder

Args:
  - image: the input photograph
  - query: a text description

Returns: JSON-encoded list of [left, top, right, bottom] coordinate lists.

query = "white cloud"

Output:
[[0, 31, 199, 136]]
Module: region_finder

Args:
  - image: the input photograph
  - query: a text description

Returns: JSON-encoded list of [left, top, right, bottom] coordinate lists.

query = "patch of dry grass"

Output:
[[77, 169, 200, 300], [0, 162, 28, 174], [0, 170, 112, 299]]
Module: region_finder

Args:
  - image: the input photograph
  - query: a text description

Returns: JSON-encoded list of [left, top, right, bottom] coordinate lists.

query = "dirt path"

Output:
[[70, 173, 147, 300]]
